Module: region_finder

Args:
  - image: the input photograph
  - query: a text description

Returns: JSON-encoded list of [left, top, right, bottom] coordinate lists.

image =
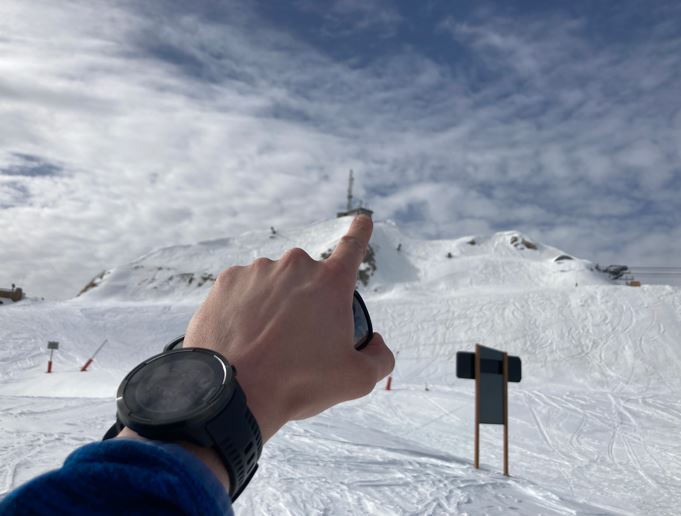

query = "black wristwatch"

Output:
[[104, 342, 262, 501]]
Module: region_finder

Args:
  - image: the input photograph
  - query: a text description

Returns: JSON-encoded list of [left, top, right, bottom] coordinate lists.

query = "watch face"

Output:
[[123, 349, 232, 424]]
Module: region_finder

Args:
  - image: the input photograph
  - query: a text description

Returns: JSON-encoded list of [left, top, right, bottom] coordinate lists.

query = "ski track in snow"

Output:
[[1, 221, 681, 515]]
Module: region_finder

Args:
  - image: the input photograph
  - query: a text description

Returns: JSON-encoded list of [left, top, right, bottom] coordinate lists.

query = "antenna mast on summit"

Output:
[[346, 170, 354, 211], [336, 169, 373, 218]]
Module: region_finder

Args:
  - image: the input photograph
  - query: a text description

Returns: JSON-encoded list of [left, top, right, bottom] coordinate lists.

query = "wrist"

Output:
[[181, 332, 292, 443], [117, 427, 232, 492], [229, 352, 290, 443]]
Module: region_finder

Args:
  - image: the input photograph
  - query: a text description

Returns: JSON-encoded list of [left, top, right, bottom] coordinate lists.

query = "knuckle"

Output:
[[251, 257, 273, 268], [340, 235, 363, 253], [216, 266, 241, 285], [323, 259, 349, 281], [281, 247, 312, 264]]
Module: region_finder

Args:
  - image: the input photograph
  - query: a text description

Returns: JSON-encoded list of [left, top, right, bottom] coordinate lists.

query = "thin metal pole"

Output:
[[91, 339, 108, 360], [503, 352, 509, 477], [474, 344, 481, 469]]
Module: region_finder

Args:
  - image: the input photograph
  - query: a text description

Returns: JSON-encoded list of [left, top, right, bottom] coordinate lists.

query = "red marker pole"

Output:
[[80, 339, 108, 372], [47, 341, 59, 373]]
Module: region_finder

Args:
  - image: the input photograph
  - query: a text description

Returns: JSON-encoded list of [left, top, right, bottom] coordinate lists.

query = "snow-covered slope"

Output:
[[2, 217, 680, 515]]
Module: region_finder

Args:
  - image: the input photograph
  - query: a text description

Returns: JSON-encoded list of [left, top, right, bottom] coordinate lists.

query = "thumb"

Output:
[[357, 333, 395, 382]]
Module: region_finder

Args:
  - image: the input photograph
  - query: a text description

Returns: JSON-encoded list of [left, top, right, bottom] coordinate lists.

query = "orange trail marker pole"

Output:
[[47, 341, 59, 373], [80, 339, 108, 372]]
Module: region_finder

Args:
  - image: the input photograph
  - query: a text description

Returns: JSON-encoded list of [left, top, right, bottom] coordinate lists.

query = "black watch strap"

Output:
[[102, 417, 124, 441], [207, 383, 263, 500]]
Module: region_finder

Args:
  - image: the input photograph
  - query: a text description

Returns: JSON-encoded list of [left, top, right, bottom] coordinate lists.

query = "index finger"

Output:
[[327, 215, 373, 283]]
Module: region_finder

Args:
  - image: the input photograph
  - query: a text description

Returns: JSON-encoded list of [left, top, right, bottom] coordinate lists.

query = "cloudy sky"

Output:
[[1, 0, 680, 299]]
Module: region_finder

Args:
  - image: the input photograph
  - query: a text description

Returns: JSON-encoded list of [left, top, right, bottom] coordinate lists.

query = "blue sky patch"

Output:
[[1, 153, 62, 178]]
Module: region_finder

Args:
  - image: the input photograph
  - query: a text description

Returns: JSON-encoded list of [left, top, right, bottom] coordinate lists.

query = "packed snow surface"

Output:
[[1, 217, 680, 515]]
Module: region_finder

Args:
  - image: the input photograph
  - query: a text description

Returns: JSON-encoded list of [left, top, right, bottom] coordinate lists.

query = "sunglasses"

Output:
[[165, 290, 373, 352]]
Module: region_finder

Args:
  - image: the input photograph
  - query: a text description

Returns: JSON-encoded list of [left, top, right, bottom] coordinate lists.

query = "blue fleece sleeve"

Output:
[[0, 439, 233, 515]]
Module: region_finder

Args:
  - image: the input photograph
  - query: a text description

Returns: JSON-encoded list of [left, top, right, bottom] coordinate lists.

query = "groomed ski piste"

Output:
[[1, 217, 680, 515]]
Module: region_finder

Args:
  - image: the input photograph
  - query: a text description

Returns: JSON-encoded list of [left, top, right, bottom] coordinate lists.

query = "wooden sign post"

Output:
[[503, 351, 509, 476], [474, 344, 480, 469], [458, 344, 521, 476]]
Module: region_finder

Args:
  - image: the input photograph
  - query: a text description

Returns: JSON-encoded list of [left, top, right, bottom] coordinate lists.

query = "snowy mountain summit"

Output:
[[79, 217, 609, 303]]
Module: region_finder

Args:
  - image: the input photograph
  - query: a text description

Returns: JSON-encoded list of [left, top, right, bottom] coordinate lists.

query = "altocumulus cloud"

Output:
[[1, 0, 680, 298]]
